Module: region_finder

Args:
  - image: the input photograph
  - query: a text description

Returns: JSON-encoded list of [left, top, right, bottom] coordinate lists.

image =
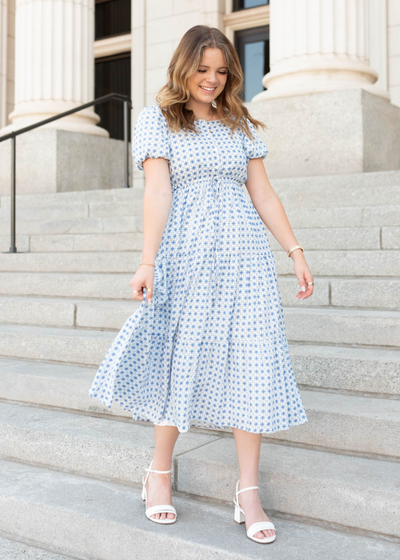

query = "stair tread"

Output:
[[0, 535, 78, 560], [1, 396, 399, 452], [0, 324, 399, 353], [0, 458, 399, 559], [0, 294, 399, 317], [1, 357, 399, 419]]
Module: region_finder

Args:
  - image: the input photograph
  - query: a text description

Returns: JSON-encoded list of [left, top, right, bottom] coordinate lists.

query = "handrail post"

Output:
[[123, 100, 130, 188], [1, 93, 132, 252], [9, 135, 17, 253]]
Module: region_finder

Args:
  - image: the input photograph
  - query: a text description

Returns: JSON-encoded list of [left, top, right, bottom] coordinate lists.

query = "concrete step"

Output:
[[0, 231, 144, 253], [1, 226, 395, 254], [284, 205, 400, 228], [0, 414, 399, 539], [289, 344, 400, 396], [0, 203, 90, 223], [1, 227, 399, 255], [0, 327, 398, 394], [1, 207, 398, 242], [275, 171, 400, 208], [0, 460, 397, 560], [0, 215, 143, 236], [274, 226, 399, 250], [0, 535, 77, 560], [1, 372, 399, 458], [273, 170, 400, 207], [0, 186, 143, 209], [283, 307, 400, 348], [0, 350, 397, 406], [0, 324, 114, 365], [268, 227, 385, 250], [0, 250, 399, 277], [0, 199, 145, 223], [1, 169, 399, 209], [0, 297, 399, 346], [174, 436, 400, 538], [0, 272, 398, 310], [0, 234, 30, 252]]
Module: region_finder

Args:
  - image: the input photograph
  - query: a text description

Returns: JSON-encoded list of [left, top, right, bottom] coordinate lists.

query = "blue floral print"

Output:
[[88, 104, 308, 434]]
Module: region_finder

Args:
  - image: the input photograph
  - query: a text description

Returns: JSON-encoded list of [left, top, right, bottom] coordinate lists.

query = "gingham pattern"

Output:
[[88, 104, 308, 434]]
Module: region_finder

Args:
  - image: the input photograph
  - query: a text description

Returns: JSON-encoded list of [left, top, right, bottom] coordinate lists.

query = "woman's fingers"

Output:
[[145, 283, 154, 305], [129, 279, 155, 303], [131, 284, 144, 300], [296, 271, 314, 299]]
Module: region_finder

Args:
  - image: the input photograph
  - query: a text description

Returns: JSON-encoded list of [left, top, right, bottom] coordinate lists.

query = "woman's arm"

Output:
[[245, 158, 314, 299], [141, 157, 173, 263], [245, 158, 300, 255], [129, 157, 172, 304]]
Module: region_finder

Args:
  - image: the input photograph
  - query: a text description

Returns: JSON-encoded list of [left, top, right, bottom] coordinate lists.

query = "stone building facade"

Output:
[[0, 0, 399, 190]]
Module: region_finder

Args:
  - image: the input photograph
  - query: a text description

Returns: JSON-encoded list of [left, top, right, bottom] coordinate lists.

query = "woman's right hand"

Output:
[[129, 265, 155, 304]]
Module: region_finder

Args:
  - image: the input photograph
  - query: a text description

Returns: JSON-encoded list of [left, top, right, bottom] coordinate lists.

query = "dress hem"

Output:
[[88, 393, 308, 435]]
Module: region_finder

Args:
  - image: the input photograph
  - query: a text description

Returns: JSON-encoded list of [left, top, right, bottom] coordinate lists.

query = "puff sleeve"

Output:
[[242, 118, 268, 162], [132, 105, 171, 171]]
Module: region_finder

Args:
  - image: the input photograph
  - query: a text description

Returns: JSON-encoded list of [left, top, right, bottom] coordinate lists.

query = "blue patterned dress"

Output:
[[88, 104, 308, 434]]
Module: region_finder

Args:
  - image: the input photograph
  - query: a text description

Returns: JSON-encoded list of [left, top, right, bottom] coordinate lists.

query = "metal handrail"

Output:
[[0, 93, 132, 253]]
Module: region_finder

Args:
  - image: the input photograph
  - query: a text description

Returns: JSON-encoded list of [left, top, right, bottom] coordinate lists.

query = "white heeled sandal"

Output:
[[141, 459, 177, 524], [233, 480, 276, 543]]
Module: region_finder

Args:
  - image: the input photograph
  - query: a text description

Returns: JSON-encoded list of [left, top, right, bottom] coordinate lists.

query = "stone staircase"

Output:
[[0, 169, 399, 559]]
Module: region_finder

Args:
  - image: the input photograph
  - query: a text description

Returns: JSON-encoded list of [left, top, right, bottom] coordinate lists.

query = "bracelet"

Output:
[[287, 245, 304, 258], [139, 262, 155, 267]]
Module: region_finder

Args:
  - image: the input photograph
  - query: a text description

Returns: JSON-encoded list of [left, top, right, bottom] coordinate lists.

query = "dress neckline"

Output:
[[195, 118, 221, 123]]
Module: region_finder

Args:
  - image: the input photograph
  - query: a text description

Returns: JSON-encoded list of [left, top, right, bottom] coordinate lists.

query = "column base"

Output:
[[1, 102, 109, 138], [0, 129, 131, 195], [246, 88, 400, 179]]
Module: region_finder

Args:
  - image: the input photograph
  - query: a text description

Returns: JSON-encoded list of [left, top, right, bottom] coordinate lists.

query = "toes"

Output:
[[151, 512, 175, 521], [262, 529, 275, 539], [253, 529, 275, 540]]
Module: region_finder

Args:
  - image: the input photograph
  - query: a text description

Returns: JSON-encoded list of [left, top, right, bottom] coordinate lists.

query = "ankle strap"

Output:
[[145, 459, 172, 474], [145, 466, 171, 473], [237, 485, 259, 495]]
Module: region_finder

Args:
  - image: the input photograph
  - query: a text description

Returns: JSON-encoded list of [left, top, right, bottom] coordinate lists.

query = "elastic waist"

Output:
[[172, 177, 244, 197]]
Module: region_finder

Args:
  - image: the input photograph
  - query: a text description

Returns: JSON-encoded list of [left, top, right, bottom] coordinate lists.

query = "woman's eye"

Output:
[[198, 70, 228, 74]]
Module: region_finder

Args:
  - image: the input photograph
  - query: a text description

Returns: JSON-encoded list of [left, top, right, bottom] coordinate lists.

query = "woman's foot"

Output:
[[238, 483, 275, 541], [145, 471, 176, 521]]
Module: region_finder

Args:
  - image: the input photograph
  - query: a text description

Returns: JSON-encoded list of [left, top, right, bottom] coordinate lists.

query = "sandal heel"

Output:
[[234, 504, 245, 524]]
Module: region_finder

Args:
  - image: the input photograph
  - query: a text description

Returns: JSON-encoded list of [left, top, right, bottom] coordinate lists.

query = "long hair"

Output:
[[155, 25, 267, 138]]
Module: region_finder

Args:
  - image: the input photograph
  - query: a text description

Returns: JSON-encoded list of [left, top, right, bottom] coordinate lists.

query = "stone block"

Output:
[[0, 129, 132, 195], [246, 89, 400, 179]]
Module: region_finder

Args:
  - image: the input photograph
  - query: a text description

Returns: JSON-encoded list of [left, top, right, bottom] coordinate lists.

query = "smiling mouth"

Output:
[[199, 86, 217, 92]]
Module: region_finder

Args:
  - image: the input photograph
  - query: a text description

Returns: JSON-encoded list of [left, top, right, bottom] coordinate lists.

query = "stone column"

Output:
[[254, 0, 389, 102], [1, 0, 107, 136], [0, 0, 7, 129]]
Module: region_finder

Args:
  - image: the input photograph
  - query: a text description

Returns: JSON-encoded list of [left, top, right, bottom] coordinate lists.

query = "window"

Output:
[[232, 0, 269, 11], [95, 0, 131, 40], [234, 26, 269, 102], [95, 53, 131, 140]]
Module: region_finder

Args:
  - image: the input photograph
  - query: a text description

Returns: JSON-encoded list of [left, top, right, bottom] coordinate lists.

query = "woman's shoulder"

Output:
[[136, 104, 169, 133], [138, 104, 168, 119]]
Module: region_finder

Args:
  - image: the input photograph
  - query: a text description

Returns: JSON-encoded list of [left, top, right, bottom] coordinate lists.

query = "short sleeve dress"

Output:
[[88, 103, 308, 435]]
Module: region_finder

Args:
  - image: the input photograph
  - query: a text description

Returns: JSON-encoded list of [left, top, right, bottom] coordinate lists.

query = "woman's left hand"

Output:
[[293, 256, 314, 299]]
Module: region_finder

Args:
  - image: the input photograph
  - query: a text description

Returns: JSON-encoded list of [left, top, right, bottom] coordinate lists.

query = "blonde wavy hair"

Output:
[[155, 25, 267, 138]]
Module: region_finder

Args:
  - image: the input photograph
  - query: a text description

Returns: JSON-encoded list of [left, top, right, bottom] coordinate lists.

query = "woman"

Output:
[[89, 25, 313, 545]]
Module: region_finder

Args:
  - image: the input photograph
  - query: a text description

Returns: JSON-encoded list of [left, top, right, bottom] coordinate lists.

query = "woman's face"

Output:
[[187, 48, 228, 106]]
